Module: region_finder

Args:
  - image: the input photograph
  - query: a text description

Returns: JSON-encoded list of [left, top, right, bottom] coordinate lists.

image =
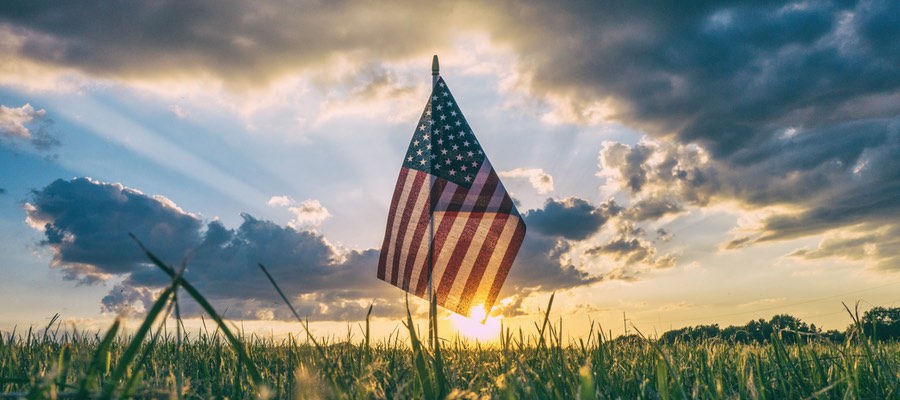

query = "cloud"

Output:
[[0, 1, 478, 87], [26, 178, 400, 320], [27, 178, 671, 320], [788, 224, 900, 271], [598, 127, 900, 268], [525, 197, 621, 241], [267, 196, 331, 229], [0, 103, 59, 151], [499, 168, 554, 194]]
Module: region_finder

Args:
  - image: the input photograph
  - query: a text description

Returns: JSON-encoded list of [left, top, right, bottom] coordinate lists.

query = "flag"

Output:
[[378, 76, 526, 317]]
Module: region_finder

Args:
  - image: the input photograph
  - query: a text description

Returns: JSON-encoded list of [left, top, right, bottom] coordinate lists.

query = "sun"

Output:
[[449, 304, 502, 342]]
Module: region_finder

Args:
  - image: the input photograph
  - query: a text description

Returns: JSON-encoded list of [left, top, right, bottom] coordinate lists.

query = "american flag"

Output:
[[378, 77, 526, 317]]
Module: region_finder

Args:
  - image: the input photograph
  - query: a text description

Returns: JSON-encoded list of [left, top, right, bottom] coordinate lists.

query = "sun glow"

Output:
[[449, 304, 502, 342]]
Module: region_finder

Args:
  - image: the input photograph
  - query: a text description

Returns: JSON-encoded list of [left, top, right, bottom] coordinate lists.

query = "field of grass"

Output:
[[2, 244, 898, 399]]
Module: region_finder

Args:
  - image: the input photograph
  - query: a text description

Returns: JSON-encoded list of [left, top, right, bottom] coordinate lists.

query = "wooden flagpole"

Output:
[[428, 55, 439, 350]]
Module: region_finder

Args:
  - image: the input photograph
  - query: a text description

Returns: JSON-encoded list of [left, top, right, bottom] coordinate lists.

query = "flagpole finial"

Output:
[[432, 55, 439, 77]]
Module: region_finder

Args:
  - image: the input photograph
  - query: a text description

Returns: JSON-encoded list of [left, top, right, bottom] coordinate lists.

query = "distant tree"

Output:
[[769, 314, 813, 343], [861, 307, 900, 341], [819, 329, 846, 344]]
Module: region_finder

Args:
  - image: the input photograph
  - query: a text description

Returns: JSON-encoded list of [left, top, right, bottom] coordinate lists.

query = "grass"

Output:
[[1, 245, 899, 398]]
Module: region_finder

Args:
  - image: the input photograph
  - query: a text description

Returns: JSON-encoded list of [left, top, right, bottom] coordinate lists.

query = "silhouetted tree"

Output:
[[861, 307, 900, 341]]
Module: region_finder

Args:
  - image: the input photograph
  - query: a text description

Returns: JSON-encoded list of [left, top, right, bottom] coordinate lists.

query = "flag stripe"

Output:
[[379, 167, 413, 281], [459, 215, 519, 313], [459, 162, 492, 212], [483, 217, 527, 311], [408, 211, 445, 296], [399, 174, 434, 289], [413, 209, 457, 297], [437, 213, 493, 309], [389, 170, 426, 285], [454, 213, 510, 313], [428, 212, 473, 300], [446, 213, 503, 313]]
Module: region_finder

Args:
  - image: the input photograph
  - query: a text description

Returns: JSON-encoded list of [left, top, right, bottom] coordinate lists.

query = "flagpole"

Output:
[[428, 54, 439, 350]]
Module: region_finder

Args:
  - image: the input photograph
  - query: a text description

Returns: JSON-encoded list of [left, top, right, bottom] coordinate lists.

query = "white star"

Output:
[[426, 110, 432, 116], [444, 124, 450, 130], [449, 135, 455, 140], [478, 150, 483, 154], [419, 124, 426, 131], [440, 115, 447, 120], [452, 144, 459, 150], [455, 121, 461, 126], [416, 149, 423, 156], [450, 111, 457, 116], [437, 139, 444, 145], [465, 175, 472, 182], [422, 134, 429, 140], [430, 154, 436, 159], [458, 130, 465, 136], [447, 101, 453, 106], [435, 164, 441, 169], [407, 156, 413, 162], [463, 141, 470, 146], [456, 155, 463, 161], [443, 91, 449, 97], [471, 161, 478, 167], [426, 144, 432, 150], [461, 165, 467, 171], [432, 95, 438, 100], [467, 151, 474, 157], [441, 149, 448, 155], [439, 82, 445, 87], [449, 170, 456, 176], [445, 159, 451, 165], [436, 105, 443, 111], [420, 159, 426, 165], [413, 140, 419, 146]]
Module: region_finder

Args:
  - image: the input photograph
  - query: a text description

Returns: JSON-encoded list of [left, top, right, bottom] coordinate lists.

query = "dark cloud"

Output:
[[26, 177, 402, 320], [26, 178, 203, 280], [525, 197, 621, 240], [0, 1, 471, 85], [30, 178, 646, 320]]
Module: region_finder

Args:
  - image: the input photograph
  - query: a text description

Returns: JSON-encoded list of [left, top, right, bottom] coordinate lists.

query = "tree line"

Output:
[[655, 306, 900, 344]]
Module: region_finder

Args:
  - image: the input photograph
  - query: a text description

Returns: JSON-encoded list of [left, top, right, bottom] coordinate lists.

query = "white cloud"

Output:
[[0, 103, 45, 139], [267, 196, 331, 228], [499, 168, 554, 194], [267, 195, 292, 207]]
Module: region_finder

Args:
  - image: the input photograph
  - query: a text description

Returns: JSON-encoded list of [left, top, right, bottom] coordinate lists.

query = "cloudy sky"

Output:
[[1, 0, 899, 339]]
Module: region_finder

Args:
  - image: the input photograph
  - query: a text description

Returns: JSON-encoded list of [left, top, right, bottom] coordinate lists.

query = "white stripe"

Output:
[[394, 178, 430, 287], [460, 162, 492, 212], [408, 211, 446, 294], [383, 171, 418, 283], [430, 212, 470, 296], [445, 213, 496, 313], [471, 216, 521, 309]]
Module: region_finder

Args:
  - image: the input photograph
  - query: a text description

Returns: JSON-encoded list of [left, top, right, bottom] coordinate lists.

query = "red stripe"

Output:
[[445, 184, 469, 212], [414, 209, 457, 297], [456, 214, 509, 313], [484, 218, 526, 311], [472, 169, 500, 213], [390, 171, 426, 285], [400, 179, 434, 290], [436, 214, 484, 305], [378, 168, 410, 280], [498, 191, 514, 214]]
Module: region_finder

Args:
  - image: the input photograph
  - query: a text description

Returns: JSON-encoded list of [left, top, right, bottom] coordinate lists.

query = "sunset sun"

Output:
[[450, 304, 502, 342]]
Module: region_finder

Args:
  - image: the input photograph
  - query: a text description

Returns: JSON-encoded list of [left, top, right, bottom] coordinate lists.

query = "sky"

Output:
[[1, 0, 899, 341]]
